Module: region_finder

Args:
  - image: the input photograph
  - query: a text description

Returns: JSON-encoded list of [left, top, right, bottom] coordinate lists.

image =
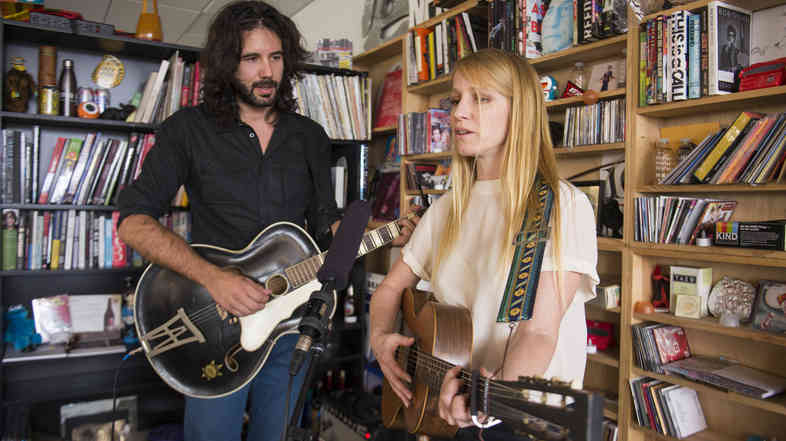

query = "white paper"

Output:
[[68, 294, 122, 333]]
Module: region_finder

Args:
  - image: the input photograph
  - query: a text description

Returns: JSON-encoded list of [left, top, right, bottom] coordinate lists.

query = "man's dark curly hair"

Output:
[[200, 1, 309, 126]]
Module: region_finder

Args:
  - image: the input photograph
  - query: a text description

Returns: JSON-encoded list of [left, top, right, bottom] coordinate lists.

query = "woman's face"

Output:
[[450, 71, 510, 161]]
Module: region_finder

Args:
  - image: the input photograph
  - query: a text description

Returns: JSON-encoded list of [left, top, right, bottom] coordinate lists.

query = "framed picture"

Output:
[[572, 180, 605, 234]]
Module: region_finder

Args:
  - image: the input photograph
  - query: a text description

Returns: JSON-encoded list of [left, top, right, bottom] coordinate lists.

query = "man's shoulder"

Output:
[[163, 104, 212, 127], [282, 111, 327, 134]]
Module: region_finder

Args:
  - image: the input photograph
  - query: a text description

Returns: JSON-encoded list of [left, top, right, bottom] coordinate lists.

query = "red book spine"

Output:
[[38, 137, 66, 203], [191, 61, 201, 106]]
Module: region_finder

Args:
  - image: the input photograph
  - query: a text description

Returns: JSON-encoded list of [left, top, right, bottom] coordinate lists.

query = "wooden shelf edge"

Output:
[[636, 85, 786, 118], [529, 35, 627, 71], [633, 311, 786, 347], [407, 75, 452, 95], [372, 125, 397, 135], [554, 143, 625, 156], [401, 151, 453, 161], [598, 237, 625, 252], [546, 88, 626, 112], [603, 406, 617, 421], [410, 0, 481, 32], [630, 242, 786, 267], [631, 424, 733, 441], [353, 35, 404, 66], [587, 349, 620, 368], [637, 183, 786, 193], [631, 367, 786, 417]]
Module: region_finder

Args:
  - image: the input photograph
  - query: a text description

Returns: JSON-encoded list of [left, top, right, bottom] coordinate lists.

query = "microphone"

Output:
[[289, 200, 371, 376]]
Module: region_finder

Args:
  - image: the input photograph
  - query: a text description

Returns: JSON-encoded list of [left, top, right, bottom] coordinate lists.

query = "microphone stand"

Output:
[[285, 281, 336, 441]]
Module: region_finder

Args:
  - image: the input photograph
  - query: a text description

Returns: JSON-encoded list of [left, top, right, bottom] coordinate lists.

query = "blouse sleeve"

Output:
[[541, 184, 600, 302], [401, 193, 450, 281]]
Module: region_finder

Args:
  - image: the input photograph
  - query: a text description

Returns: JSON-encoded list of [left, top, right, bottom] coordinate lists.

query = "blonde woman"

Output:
[[369, 49, 599, 440]]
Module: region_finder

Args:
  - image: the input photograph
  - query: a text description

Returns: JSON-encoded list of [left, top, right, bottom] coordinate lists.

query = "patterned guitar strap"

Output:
[[472, 177, 555, 430], [497, 175, 555, 324]]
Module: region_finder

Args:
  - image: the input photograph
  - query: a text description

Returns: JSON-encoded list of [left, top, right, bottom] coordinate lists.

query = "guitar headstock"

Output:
[[472, 375, 604, 441]]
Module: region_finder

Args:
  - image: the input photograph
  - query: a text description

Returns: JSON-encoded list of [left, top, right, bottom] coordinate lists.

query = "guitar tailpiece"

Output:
[[472, 415, 502, 429]]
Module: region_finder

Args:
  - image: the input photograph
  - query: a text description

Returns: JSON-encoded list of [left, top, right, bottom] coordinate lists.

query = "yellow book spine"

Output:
[[693, 112, 753, 182]]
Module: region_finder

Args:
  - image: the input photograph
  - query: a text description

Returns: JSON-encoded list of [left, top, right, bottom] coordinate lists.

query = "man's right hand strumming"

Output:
[[204, 267, 271, 317]]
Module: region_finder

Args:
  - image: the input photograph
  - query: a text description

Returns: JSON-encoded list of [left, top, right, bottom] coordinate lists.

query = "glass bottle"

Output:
[[654, 138, 675, 184], [58, 59, 77, 117], [344, 285, 357, 324], [571, 61, 586, 89]]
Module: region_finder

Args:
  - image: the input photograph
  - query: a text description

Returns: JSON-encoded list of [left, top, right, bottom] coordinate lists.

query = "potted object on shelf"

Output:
[[135, 0, 162, 42]]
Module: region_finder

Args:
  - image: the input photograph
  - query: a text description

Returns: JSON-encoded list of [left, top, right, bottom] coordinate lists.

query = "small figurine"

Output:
[[540, 75, 559, 101], [3, 305, 42, 352], [99, 103, 136, 120], [4, 57, 35, 113]]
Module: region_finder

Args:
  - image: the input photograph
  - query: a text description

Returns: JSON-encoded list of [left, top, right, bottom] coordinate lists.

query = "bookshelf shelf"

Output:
[[636, 86, 786, 118], [353, 35, 404, 66], [633, 312, 786, 348], [637, 184, 786, 193], [529, 35, 627, 72], [631, 367, 786, 416], [0, 267, 143, 277], [407, 75, 452, 95], [641, 0, 784, 21], [372, 125, 397, 135], [0, 111, 156, 132], [598, 237, 625, 252], [402, 151, 452, 161], [405, 189, 448, 196], [587, 304, 621, 314], [631, 424, 733, 441], [545, 88, 626, 113], [588, 349, 620, 368], [0, 204, 119, 211], [631, 242, 786, 268], [603, 406, 617, 421], [553, 142, 625, 157], [0, 18, 201, 62], [2, 343, 126, 364]]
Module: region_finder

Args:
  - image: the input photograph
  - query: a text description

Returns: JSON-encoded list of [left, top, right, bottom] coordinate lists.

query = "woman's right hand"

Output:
[[371, 332, 415, 406]]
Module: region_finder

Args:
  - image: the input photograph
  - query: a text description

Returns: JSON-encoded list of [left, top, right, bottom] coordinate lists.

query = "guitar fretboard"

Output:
[[282, 219, 404, 289]]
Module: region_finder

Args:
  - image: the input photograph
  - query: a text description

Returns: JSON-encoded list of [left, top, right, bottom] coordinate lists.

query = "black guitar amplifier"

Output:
[[317, 389, 401, 441]]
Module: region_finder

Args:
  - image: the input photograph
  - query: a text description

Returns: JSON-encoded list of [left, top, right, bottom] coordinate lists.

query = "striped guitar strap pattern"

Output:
[[496, 176, 555, 323]]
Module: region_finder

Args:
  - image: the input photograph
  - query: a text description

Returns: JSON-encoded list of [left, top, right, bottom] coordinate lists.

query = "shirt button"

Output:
[[249, 133, 255, 138]]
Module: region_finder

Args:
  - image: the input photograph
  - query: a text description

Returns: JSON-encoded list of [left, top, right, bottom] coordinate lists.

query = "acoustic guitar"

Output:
[[381, 288, 604, 441], [134, 214, 416, 399]]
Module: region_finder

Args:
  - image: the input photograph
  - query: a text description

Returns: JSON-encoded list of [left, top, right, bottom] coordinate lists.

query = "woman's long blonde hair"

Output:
[[434, 49, 564, 281]]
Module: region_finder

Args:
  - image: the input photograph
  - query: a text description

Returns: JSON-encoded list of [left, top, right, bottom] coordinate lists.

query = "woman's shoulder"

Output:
[[556, 181, 591, 208]]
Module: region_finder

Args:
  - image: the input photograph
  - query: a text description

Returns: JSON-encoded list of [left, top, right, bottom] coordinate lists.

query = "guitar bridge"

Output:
[[141, 307, 207, 357]]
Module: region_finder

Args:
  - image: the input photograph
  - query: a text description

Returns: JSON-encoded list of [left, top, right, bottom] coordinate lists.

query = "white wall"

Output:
[[291, 0, 366, 55]]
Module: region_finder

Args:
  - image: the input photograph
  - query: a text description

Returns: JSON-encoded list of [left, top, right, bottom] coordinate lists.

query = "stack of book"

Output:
[[397, 108, 450, 155], [659, 111, 786, 185], [632, 322, 691, 374], [128, 52, 202, 124], [633, 196, 737, 244], [663, 356, 786, 399], [561, 98, 625, 147], [292, 72, 371, 141], [629, 376, 708, 438]]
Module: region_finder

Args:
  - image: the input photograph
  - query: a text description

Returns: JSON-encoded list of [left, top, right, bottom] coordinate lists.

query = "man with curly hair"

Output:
[[117, 2, 414, 440]]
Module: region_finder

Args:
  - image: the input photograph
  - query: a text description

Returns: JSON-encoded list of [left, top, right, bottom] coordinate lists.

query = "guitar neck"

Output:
[[286, 216, 410, 290]]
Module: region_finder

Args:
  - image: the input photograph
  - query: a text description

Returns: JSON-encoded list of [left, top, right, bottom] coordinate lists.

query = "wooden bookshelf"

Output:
[[545, 88, 626, 113], [372, 125, 397, 135], [638, 184, 786, 193], [631, 367, 786, 416], [633, 312, 786, 348], [631, 425, 734, 441], [588, 349, 620, 368], [554, 142, 625, 157], [598, 237, 625, 252], [352, 35, 404, 66], [529, 35, 627, 72], [636, 85, 786, 118], [407, 75, 452, 95], [631, 242, 786, 268]]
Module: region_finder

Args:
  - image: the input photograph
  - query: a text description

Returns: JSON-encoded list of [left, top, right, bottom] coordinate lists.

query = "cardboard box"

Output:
[[670, 266, 712, 317], [589, 283, 621, 309]]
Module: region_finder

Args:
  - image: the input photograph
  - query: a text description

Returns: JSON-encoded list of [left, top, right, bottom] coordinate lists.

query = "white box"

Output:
[[670, 266, 712, 317]]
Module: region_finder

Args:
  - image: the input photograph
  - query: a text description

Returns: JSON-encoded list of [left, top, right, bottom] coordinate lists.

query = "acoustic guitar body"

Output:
[[381, 289, 473, 438]]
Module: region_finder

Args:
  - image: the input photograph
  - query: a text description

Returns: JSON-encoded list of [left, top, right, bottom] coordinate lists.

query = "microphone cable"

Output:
[[111, 346, 142, 441], [281, 373, 295, 441]]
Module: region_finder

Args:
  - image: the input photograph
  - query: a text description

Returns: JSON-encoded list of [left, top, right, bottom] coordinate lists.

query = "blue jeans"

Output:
[[184, 333, 309, 441]]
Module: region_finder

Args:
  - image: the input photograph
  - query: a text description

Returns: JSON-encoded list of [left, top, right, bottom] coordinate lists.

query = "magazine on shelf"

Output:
[[663, 356, 786, 399]]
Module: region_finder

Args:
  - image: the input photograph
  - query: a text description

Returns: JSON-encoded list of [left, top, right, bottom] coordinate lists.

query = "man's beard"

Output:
[[234, 78, 279, 108]]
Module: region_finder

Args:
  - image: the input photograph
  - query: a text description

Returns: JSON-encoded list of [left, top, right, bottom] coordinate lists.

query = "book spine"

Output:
[[670, 11, 688, 101], [694, 112, 756, 181], [707, 2, 723, 95], [687, 13, 701, 99], [111, 211, 127, 268], [640, 29, 648, 106]]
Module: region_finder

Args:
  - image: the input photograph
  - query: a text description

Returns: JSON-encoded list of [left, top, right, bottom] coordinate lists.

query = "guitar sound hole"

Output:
[[265, 274, 289, 296]]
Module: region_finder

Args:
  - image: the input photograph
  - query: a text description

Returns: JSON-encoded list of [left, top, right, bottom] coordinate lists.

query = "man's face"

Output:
[[234, 27, 285, 108]]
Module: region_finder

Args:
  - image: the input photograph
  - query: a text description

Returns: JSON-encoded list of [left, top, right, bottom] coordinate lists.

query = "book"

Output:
[[663, 355, 786, 399], [2, 208, 19, 270], [693, 111, 763, 182], [374, 68, 402, 129], [662, 386, 707, 437], [750, 4, 786, 64], [37, 137, 67, 204], [48, 137, 84, 204], [669, 266, 712, 316], [714, 220, 786, 250], [751, 280, 786, 334], [651, 325, 691, 364], [707, 1, 751, 95], [670, 10, 688, 101], [61, 133, 99, 204], [688, 199, 736, 244]]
